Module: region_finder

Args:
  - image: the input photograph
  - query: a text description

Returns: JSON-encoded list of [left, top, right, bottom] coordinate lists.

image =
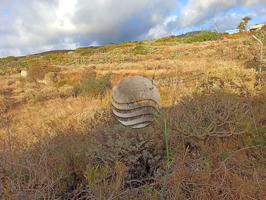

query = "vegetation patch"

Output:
[[27, 63, 60, 81], [0, 31, 266, 200], [154, 36, 179, 45], [254, 25, 266, 46], [197, 66, 257, 95], [153, 31, 222, 45], [132, 45, 154, 55], [91, 125, 164, 188], [75, 47, 96, 56], [75, 45, 124, 56], [181, 31, 222, 43], [171, 92, 251, 139], [76, 72, 112, 97], [0, 56, 22, 75]]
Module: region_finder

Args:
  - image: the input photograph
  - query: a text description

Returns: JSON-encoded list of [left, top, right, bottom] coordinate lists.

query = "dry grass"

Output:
[[0, 33, 266, 199]]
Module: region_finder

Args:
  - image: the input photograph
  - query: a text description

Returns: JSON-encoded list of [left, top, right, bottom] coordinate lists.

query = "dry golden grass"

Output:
[[0, 33, 265, 199]]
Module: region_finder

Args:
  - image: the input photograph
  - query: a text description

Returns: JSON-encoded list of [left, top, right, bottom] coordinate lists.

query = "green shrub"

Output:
[[252, 137, 266, 147], [154, 36, 179, 45], [75, 45, 120, 56], [77, 72, 112, 97], [182, 31, 222, 43], [132, 45, 154, 55], [75, 47, 96, 56], [153, 31, 222, 45]]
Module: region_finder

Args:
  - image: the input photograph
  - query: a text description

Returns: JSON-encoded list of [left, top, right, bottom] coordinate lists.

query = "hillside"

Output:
[[0, 31, 266, 199]]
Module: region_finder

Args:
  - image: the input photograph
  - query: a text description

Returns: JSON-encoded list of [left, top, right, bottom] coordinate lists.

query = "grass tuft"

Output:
[[76, 72, 112, 97]]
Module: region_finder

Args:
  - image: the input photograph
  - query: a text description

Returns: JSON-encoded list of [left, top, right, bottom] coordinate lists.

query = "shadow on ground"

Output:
[[1, 91, 266, 200]]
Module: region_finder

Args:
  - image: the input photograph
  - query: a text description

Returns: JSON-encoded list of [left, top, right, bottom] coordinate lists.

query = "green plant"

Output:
[[218, 151, 230, 161], [182, 31, 222, 43], [238, 21, 246, 32], [154, 36, 179, 45], [153, 31, 222, 45], [252, 136, 266, 147], [86, 164, 111, 187], [75, 45, 121, 56], [238, 16, 251, 32]]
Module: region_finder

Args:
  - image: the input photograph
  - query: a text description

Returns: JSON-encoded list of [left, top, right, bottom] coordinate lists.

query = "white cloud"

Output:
[[0, 0, 265, 57], [53, 0, 77, 32], [146, 16, 178, 39], [179, 0, 266, 27], [209, 13, 243, 32], [0, 0, 177, 57]]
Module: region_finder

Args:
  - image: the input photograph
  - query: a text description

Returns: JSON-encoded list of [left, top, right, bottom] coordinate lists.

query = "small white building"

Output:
[[67, 51, 74, 55], [225, 29, 240, 35], [250, 24, 265, 32]]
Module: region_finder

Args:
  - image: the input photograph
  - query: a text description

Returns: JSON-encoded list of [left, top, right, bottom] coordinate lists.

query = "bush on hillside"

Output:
[[75, 47, 96, 56], [182, 31, 222, 43], [154, 36, 179, 44], [77, 72, 112, 97], [132, 45, 154, 55], [75, 45, 121, 56], [153, 31, 222, 45]]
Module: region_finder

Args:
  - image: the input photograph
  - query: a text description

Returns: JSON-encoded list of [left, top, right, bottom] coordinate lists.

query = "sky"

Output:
[[0, 0, 265, 57]]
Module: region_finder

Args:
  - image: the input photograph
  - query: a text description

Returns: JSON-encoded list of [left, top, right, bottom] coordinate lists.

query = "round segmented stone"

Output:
[[112, 99, 160, 112], [112, 76, 160, 105], [117, 115, 154, 127], [112, 76, 161, 129], [131, 122, 151, 129], [112, 106, 158, 119]]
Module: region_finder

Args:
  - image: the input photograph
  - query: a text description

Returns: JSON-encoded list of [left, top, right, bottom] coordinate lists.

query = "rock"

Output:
[[21, 70, 28, 78]]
